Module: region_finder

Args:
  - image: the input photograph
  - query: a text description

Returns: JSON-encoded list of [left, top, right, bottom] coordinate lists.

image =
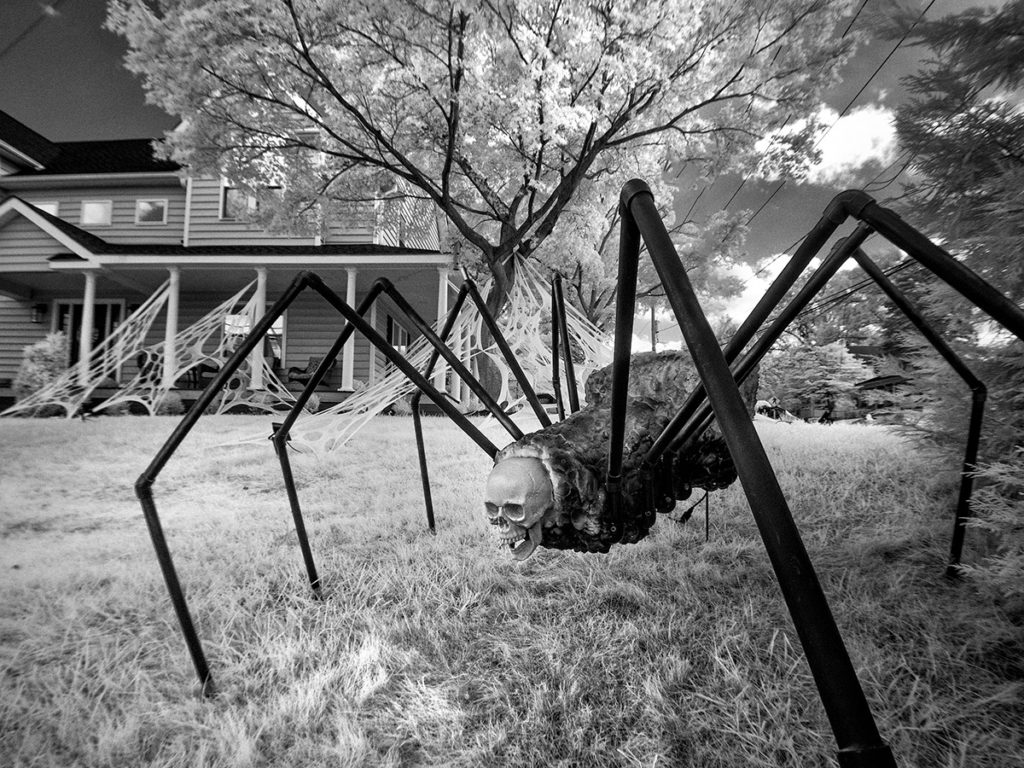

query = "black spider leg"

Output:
[[412, 273, 554, 532], [136, 271, 503, 697], [461, 269, 552, 426], [411, 282, 471, 534], [550, 281, 564, 420], [651, 226, 873, 464], [278, 274, 521, 539], [617, 180, 898, 768], [853, 252, 986, 577], [552, 273, 580, 414], [652, 195, 1024, 575]]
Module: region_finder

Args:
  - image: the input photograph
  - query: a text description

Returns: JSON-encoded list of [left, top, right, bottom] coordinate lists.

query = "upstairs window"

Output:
[[81, 200, 112, 226], [34, 201, 59, 216], [135, 199, 168, 225], [220, 186, 257, 220]]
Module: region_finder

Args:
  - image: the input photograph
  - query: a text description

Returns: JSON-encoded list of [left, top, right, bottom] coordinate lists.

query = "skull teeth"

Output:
[[496, 533, 526, 550]]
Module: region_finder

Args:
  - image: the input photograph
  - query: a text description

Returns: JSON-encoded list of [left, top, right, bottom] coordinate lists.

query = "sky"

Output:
[[0, 0, 987, 343]]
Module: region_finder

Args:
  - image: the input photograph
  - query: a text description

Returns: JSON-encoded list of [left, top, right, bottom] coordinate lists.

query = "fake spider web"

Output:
[[93, 280, 297, 417], [1, 281, 172, 419], [260, 256, 612, 457]]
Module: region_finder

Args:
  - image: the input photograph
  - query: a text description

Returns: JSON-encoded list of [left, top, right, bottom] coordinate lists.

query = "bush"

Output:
[[961, 451, 1024, 621], [156, 391, 185, 416], [12, 332, 69, 416]]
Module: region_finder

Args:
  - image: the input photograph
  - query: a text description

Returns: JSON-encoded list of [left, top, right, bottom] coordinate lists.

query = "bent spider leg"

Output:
[[137, 271, 504, 697], [460, 269, 552, 426], [604, 202, 642, 535], [620, 179, 898, 768], [552, 273, 580, 414], [375, 277, 522, 441], [657, 225, 873, 462], [550, 281, 565, 421], [852, 252, 987, 576], [269, 279, 393, 598], [645, 224, 873, 467], [411, 281, 472, 533], [136, 271, 317, 698]]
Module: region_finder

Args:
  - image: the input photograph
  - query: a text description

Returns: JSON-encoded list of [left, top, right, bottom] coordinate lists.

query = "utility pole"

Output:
[[651, 304, 658, 352]]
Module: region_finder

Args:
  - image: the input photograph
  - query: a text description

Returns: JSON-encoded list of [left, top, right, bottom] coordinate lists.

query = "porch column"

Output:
[[435, 267, 449, 392], [162, 266, 180, 387], [77, 271, 97, 386], [248, 268, 268, 390], [341, 267, 357, 390]]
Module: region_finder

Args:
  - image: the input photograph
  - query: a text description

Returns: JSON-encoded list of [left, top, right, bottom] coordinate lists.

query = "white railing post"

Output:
[[77, 271, 97, 386], [341, 267, 357, 390], [249, 267, 268, 389], [162, 266, 180, 387]]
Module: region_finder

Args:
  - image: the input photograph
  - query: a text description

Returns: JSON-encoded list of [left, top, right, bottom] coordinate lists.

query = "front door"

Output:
[[54, 300, 124, 366]]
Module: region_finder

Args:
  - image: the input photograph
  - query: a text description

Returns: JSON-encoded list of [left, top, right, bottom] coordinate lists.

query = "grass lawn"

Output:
[[0, 414, 1021, 767]]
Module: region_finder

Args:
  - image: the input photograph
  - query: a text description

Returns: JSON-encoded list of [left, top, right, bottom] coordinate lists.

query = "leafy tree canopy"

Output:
[[109, 0, 859, 314]]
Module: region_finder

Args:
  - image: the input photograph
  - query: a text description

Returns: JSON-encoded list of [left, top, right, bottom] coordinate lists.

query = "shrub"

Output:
[[304, 392, 321, 413], [12, 332, 69, 416], [156, 391, 185, 416], [961, 451, 1024, 621]]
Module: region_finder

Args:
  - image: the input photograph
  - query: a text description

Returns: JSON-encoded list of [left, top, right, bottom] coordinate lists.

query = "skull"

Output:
[[483, 456, 553, 561]]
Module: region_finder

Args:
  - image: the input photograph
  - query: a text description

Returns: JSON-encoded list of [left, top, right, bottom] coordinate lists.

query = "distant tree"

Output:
[[109, 0, 858, 322], [886, 0, 1024, 596], [758, 340, 872, 415]]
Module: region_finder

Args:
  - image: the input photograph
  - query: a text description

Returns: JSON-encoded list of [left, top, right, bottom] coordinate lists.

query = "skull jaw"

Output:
[[497, 521, 544, 561]]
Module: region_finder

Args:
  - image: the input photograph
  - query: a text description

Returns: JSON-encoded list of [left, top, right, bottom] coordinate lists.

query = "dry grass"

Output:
[[1, 414, 1022, 767]]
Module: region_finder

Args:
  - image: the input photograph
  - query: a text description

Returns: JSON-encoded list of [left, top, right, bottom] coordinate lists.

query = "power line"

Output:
[[0, 1, 66, 62]]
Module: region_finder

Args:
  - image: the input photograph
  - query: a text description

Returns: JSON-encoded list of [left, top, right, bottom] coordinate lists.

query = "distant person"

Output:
[[818, 398, 834, 425]]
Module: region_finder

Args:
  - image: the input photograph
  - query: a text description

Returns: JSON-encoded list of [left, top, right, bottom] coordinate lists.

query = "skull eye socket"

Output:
[[484, 502, 500, 519], [502, 503, 526, 522]]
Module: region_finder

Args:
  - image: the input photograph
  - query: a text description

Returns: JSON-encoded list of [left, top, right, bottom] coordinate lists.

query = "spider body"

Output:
[[484, 350, 745, 559]]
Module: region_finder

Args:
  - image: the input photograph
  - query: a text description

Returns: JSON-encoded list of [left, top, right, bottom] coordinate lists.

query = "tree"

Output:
[[108, 0, 858, 320], [884, 1, 1024, 598]]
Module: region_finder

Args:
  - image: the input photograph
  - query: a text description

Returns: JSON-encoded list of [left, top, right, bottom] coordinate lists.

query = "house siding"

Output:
[[0, 215, 68, 267], [1, 185, 187, 245]]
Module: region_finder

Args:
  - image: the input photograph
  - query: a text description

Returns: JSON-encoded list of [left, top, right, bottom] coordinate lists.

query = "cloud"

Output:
[[805, 104, 898, 186]]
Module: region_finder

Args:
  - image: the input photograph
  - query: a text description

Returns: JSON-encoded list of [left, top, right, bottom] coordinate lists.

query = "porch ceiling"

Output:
[[4, 262, 450, 302]]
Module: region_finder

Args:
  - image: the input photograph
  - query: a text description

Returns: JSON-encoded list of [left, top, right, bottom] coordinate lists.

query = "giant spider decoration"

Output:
[[138, 180, 1024, 768]]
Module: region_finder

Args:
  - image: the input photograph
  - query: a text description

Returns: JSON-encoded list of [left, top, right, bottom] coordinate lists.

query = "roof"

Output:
[[0, 111, 179, 175], [0, 110, 60, 167], [11, 139, 180, 176]]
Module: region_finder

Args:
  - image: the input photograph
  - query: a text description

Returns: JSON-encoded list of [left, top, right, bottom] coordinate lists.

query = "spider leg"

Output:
[[551, 274, 580, 414], [852, 252, 986, 576], [604, 202, 642, 535], [619, 180, 897, 768], [461, 270, 551, 426], [136, 271, 318, 697], [411, 281, 472, 534]]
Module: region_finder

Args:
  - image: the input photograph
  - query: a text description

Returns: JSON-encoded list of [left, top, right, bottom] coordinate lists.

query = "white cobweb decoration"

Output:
[[1, 280, 172, 419], [93, 280, 296, 416], [266, 255, 612, 457]]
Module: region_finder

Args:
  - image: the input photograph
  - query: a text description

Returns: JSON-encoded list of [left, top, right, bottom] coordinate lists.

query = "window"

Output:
[[135, 199, 168, 225], [220, 184, 283, 219], [220, 186, 257, 220], [34, 201, 59, 216], [386, 315, 410, 354], [80, 200, 112, 226]]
